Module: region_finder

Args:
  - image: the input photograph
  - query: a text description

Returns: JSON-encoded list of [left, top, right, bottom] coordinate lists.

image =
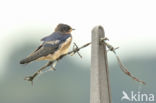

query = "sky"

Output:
[[0, 0, 156, 79]]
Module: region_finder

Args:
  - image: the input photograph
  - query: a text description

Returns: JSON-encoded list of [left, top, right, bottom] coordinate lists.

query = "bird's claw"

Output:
[[46, 67, 56, 72], [50, 67, 56, 71]]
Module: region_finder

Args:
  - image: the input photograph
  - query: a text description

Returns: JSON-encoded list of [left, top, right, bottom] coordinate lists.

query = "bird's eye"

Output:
[[65, 26, 70, 31]]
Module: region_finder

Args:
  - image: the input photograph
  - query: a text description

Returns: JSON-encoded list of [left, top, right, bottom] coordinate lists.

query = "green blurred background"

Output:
[[0, 0, 156, 103], [0, 30, 156, 103]]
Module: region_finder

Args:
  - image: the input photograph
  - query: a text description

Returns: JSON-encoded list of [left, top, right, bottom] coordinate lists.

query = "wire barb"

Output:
[[72, 43, 82, 58]]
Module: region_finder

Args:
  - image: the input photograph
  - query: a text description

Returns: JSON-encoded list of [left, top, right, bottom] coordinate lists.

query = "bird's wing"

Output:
[[28, 32, 63, 57], [20, 41, 59, 64], [20, 33, 72, 64], [27, 44, 43, 57]]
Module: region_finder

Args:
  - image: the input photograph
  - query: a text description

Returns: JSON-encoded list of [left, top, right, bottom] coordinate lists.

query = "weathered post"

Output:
[[90, 26, 111, 103]]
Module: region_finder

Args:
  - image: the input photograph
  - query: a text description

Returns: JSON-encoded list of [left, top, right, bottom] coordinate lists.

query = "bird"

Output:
[[20, 23, 74, 65]]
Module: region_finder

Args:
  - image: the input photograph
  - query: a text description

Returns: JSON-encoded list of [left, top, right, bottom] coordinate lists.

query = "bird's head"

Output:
[[55, 23, 75, 34]]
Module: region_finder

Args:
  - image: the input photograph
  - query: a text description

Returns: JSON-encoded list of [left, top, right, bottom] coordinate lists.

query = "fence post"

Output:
[[90, 26, 111, 103]]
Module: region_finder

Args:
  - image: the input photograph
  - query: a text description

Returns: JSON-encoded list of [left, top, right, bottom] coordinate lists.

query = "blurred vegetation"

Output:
[[0, 42, 156, 103]]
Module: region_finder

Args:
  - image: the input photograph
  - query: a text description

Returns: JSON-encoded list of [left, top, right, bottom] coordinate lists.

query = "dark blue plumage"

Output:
[[41, 32, 72, 47], [41, 32, 71, 42], [20, 23, 73, 64]]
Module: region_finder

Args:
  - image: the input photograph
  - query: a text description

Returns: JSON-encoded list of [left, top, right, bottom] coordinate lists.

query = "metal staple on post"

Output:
[[90, 26, 111, 103]]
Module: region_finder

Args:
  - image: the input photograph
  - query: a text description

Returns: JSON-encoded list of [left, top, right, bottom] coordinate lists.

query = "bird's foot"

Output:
[[50, 67, 56, 71], [47, 61, 57, 71], [44, 67, 56, 73]]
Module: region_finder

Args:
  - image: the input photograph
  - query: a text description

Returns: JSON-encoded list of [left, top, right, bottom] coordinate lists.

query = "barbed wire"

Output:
[[24, 37, 145, 85]]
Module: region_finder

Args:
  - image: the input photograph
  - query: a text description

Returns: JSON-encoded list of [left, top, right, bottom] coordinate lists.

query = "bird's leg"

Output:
[[48, 65, 56, 71], [45, 61, 57, 72], [24, 61, 53, 84], [50, 61, 57, 71]]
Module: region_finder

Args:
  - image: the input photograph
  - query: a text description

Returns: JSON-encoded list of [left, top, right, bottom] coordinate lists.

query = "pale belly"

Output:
[[37, 46, 69, 61], [37, 37, 72, 61]]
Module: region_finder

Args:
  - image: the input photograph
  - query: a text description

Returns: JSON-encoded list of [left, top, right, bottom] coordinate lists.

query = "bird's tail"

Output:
[[20, 57, 34, 64], [20, 52, 42, 64]]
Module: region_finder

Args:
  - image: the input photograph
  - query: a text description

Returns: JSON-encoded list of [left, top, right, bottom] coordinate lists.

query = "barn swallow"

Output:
[[20, 23, 74, 64]]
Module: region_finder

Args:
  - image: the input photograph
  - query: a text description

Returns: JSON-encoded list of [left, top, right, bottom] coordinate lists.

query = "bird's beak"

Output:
[[72, 28, 75, 30]]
